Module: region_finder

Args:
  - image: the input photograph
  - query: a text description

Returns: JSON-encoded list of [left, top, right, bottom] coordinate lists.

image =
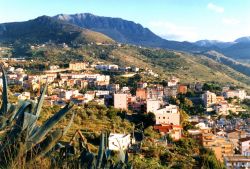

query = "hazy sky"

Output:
[[1, 0, 250, 42]]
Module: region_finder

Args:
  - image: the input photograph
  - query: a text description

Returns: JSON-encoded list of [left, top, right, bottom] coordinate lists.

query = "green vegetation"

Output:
[[131, 137, 224, 169], [202, 82, 222, 93]]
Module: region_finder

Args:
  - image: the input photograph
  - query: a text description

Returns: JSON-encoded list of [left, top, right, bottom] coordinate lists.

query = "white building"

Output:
[[239, 137, 250, 156], [224, 155, 250, 169], [49, 65, 60, 70], [167, 76, 179, 87], [95, 90, 110, 98], [15, 92, 31, 101], [132, 67, 139, 72], [154, 104, 180, 125], [108, 133, 131, 151], [223, 89, 247, 100], [60, 90, 79, 100], [95, 64, 119, 71], [202, 91, 217, 108], [146, 99, 161, 113]]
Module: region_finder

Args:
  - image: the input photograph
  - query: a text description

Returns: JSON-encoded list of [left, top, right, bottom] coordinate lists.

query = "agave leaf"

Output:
[[97, 132, 105, 169], [11, 101, 32, 123], [0, 102, 32, 167], [124, 151, 129, 164], [26, 129, 63, 161], [0, 65, 8, 116], [0, 116, 7, 131], [27, 102, 74, 149], [7, 103, 16, 120], [23, 112, 37, 132], [105, 132, 108, 149], [102, 149, 113, 168], [62, 112, 75, 135], [115, 138, 126, 163], [27, 84, 48, 138], [118, 150, 126, 164], [5, 102, 32, 140], [105, 149, 111, 160], [127, 164, 133, 169], [26, 112, 74, 160], [34, 82, 48, 116], [113, 161, 124, 169]]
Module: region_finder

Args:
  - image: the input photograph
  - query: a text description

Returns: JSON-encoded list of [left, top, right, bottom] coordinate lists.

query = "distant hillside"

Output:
[[199, 50, 250, 77], [17, 42, 250, 88], [0, 15, 114, 44], [53, 13, 200, 51], [220, 42, 250, 60], [194, 38, 250, 61], [235, 36, 250, 43], [194, 40, 235, 49]]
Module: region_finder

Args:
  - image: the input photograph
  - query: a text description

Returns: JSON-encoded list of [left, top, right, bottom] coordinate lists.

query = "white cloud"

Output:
[[207, 3, 224, 13], [222, 18, 240, 25], [147, 21, 199, 42]]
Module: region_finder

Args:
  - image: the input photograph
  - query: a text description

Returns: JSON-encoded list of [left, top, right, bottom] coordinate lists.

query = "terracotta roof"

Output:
[[154, 124, 182, 133]]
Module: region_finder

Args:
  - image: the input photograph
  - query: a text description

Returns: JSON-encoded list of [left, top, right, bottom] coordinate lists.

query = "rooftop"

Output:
[[239, 137, 250, 142]]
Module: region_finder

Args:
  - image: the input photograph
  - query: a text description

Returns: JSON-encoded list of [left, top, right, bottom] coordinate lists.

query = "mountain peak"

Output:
[[0, 15, 114, 44], [234, 36, 250, 43], [55, 13, 97, 21]]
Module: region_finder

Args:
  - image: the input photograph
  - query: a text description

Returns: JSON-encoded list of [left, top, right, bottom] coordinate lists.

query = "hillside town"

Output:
[[1, 59, 250, 169]]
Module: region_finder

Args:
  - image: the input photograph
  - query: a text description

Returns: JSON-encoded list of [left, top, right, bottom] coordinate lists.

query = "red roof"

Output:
[[154, 124, 182, 133]]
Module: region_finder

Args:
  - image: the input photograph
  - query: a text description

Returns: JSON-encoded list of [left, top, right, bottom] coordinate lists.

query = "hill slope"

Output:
[[194, 38, 250, 61], [18, 43, 250, 88], [220, 42, 250, 60], [200, 50, 250, 76]]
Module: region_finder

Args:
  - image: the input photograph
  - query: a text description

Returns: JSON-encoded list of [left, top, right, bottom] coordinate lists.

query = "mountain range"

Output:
[[1, 13, 250, 60], [53, 13, 250, 60], [0, 13, 250, 82]]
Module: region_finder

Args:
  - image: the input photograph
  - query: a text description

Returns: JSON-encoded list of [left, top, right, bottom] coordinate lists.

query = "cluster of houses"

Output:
[[187, 115, 250, 168], [1, 61, 250, 168], [202, 88, 247, 115], [112, 76, 192, 141]]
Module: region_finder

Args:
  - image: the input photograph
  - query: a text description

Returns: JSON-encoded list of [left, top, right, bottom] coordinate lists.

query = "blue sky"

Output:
[[0, 0, 250, 42]]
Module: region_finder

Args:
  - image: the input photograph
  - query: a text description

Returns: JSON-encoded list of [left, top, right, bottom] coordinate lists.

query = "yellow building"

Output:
[[202, 133, 234, 161], [69, 62, 87, 71]]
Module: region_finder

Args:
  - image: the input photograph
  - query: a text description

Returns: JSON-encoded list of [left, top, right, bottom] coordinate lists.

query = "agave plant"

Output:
[[0, 65, 75, 168]]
